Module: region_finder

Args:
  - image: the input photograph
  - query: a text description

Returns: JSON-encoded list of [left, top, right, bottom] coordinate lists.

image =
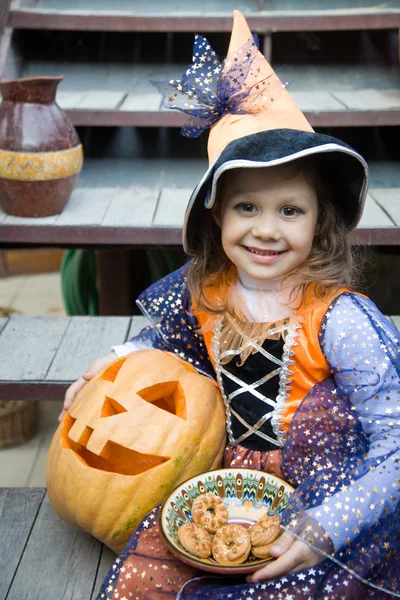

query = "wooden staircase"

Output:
[[0, 0, 399, 310], [1, 0, 399, 218]]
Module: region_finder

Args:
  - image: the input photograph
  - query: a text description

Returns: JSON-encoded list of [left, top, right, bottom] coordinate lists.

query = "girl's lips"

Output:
[[242, 245, 287, 264]]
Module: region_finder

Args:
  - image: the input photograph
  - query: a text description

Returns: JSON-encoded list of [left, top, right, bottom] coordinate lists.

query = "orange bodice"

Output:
[[193, 281, 350, 436]]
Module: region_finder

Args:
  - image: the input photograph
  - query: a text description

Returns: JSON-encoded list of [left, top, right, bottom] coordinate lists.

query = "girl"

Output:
[[61, 11, 399, 599]]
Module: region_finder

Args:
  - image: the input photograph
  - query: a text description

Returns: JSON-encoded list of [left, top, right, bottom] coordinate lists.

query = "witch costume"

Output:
[[97, 11, 400, 600]]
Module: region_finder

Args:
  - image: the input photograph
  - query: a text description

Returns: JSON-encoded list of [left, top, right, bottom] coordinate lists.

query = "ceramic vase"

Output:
[[0, 76, 83, 217]]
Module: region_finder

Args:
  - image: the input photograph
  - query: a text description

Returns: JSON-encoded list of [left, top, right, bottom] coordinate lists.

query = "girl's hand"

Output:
[[58, 351, 117, 422], [247, 531, 324, 583]]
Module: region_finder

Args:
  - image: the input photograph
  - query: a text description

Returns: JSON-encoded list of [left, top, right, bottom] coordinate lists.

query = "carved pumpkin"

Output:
[[46, 350, 226, 552]]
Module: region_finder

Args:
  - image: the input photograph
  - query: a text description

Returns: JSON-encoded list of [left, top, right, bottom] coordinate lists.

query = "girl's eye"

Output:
[[235, 202, 257, 213], [280, 206, 303, 217]]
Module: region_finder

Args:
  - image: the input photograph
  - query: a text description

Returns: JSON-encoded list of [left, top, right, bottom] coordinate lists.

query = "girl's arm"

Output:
[[251, 293, 400, 583], [308, 293, 400, 551], [111, 326, 163, 357]]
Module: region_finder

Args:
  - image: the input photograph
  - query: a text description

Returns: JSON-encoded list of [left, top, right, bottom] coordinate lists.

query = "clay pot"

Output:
[[0, 76, 83, 217]]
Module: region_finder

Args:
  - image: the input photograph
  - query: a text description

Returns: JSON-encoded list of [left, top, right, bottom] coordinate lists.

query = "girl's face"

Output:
[[215, 165, 319, 281]]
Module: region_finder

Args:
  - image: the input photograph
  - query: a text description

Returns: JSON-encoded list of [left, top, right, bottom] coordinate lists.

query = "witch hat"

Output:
[[153, 10, 368, 254]]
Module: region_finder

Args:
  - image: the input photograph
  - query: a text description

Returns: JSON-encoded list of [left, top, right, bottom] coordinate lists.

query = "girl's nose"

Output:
[[251, 219, 281, 240]]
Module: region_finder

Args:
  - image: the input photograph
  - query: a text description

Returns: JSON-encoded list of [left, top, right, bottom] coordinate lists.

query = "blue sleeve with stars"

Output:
[[127, 264, 215, 380], [309, 292, 400, 550]]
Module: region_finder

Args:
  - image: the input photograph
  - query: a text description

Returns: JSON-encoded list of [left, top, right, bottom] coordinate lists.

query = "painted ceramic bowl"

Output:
[[159, 467, 294, 574]]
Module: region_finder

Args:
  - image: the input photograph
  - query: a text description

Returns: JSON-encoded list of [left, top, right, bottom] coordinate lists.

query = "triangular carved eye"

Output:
[[137, 381, 186, 419], [100, 396, 128, 418], [99, 357, 127, 383]]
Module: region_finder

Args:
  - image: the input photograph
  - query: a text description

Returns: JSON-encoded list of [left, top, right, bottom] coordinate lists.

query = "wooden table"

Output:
[[0, 488, 115, 600]]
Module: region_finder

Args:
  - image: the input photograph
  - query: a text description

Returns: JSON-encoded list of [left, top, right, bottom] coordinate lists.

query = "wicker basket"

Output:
[[0, 401, 39, 448]]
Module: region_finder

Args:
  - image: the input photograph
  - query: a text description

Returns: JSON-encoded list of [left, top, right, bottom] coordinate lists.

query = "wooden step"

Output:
[[0, 157, 397, 192], [0, 160, 398, 246], [0, 313, 399, 400], [9, 2, 400, 32], [11, 60, 399, 128], [0, 488, 114, 600], [54, 88, 400, 128], [0, 314, 147, 400]]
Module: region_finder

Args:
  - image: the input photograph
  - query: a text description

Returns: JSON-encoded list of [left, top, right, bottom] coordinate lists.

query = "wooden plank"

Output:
[[0, 317, 8, 334], [56, 90, 86, 110], [0, 208, 8, 224], [391, 316, 400, 331], [46, 316, 131, 380], [6, 492, 103, 600], [290, 90, 345, 112], [0, 221, 399, 246], [262, 32, 272, 62], [54, 188, 114, 226], [10, 1, 400, 13], [17, 0, 255, 11], [101, 187, 159, 227], [67, 107, 185, 127], [74, 90, 126, 110], [0, 27, 14, 80], [0, 250, 6, 276], [8, 9, 400, 32], [2, 213, 58, 226], [153, 187, 190, 226], [23, 60, 111, 91], [60, 107, 400, 128], [358, 194, 395, 228], [369, 189, 400, 226], [0, 223, 183, 245], [0, 488, 46, 600], [11, 59, 394, 128], [119, 92, 161, 112], [90, 545, 116, 600], [76, 158, 169, 189], [127, 315, 148, 339], [0, 0, 12, 30], [1, 28, 24, 81], [350, 228, 400, 246], [0, 381, 70, 401], [332, 89, 400, 111], [0, 315, 70, 380], [21, 61, 400, 97]]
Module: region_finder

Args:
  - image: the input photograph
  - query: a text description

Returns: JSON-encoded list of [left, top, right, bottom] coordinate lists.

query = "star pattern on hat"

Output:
[[151, 34, 286, 138]]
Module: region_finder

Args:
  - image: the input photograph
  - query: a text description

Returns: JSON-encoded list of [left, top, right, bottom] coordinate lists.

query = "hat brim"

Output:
[[183, 129, 369, 254]]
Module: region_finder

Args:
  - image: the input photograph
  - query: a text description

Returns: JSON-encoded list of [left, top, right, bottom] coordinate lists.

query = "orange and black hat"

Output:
[[153, 10, 368, 254]]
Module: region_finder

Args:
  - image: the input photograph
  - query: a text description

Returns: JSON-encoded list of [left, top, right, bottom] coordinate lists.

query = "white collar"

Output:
[[237, 269, 285, 292], [231, 270, 294, 323]]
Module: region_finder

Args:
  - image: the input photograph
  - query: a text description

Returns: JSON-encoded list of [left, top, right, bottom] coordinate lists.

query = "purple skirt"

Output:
[[97, 382, 400, 599]]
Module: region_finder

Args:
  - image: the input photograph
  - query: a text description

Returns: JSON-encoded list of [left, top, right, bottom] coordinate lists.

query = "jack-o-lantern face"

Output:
[[47, 350, 226, 552], [62, 356, 188, 476]]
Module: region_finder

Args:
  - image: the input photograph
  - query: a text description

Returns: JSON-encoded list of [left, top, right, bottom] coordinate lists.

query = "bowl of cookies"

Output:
[[159, 467, 294, 574]]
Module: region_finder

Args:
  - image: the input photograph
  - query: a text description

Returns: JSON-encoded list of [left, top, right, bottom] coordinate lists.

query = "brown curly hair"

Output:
[[186, 157, 365, 314]]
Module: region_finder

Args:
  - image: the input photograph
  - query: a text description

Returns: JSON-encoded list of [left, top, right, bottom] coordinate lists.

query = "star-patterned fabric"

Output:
[[97, 268, 400, 600], [151, 34, 283, 138], [131, 265, 215, 380]]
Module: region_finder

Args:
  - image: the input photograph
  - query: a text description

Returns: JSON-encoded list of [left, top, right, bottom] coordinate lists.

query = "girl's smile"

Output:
[[242, 245, 288, 264], [215, 165, 319, 281]]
